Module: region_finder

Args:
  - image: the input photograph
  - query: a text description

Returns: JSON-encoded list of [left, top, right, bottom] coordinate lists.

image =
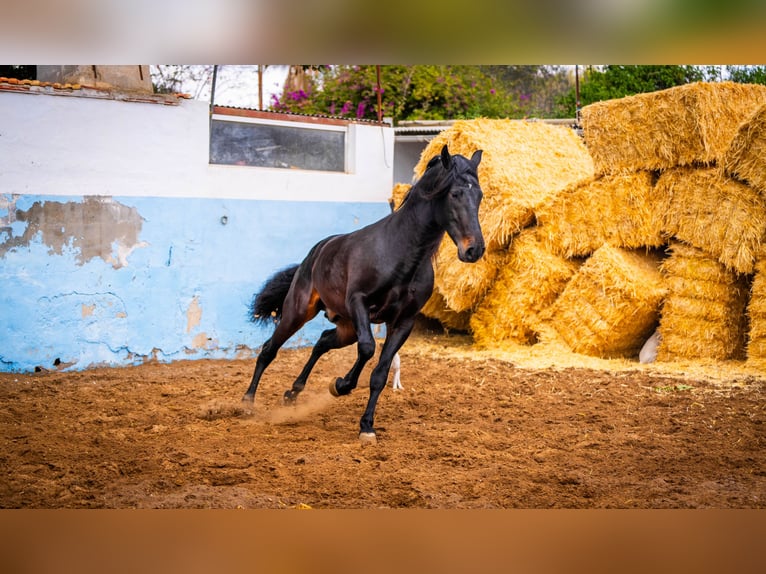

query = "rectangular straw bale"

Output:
[[414, 118, 594, 251], [536, 171, 664, 258], [430, 247, 506, 313], [723, 103, 766, 195], [657, 243, 748, 361], [655, 167, 766, 274], [746, 250, 766, 365], [545, 244, 666, 358], [581, 81, 766, 175], [470, 229, 581, 347]]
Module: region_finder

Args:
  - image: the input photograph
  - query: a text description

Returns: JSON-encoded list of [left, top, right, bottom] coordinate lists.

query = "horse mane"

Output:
[[397, 153, 455, 210]]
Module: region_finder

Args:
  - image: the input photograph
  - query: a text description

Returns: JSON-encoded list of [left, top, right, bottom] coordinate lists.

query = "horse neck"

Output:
[[391, 192, 445, 259]]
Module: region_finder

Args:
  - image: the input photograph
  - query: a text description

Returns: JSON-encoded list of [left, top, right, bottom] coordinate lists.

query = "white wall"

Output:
[[0, 92, 394, 202]]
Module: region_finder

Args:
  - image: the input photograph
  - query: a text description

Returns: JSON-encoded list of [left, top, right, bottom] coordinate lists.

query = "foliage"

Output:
[[726, 65, 766, 85], [145, 65, 766, 123], [554, 65, 766, 118], [554, 65, 706, 117], [480, 65, 574, 118], [270, 65, 527, 123]]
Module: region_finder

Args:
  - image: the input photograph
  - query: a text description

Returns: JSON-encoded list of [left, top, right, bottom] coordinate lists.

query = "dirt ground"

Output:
[[1, 332, 765, 509]]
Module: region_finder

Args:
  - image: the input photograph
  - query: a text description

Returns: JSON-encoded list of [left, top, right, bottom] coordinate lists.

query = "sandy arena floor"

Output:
[[1, 332, 764, 508]]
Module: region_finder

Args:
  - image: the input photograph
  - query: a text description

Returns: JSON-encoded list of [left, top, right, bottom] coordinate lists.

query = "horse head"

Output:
[[437, 145, 485, 263]]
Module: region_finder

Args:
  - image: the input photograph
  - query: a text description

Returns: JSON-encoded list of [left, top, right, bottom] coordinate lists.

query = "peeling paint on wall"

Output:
[[191, 332, 210, 349], [0, 196, 147, 269], [186, 296, 202, 333]]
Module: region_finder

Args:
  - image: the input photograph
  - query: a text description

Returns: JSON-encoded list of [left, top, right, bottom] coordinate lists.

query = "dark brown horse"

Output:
[[243, 145, 485, 442]]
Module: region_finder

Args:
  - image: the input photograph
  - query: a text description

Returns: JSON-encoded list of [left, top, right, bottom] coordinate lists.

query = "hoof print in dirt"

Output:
[[197, 400, 249, 421]]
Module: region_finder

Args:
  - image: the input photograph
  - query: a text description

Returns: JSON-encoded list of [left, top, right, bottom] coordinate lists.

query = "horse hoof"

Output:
[[241, 394, 254, 404], [283, 391, 296, 406], [359, 432, 377, 445], [328, 380, 341, 397]]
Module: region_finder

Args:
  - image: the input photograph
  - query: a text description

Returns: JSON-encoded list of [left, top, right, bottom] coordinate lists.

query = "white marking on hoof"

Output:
[[328, 380, 341, 397], [359, 432, 377, 445]]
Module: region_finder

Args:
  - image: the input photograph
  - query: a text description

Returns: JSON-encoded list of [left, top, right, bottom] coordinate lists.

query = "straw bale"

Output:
[[545, 245, 666, 358], [746, 251, 766, 365], [413, 118, 594, 251], [581, 81, 766, 175], [655, 167, 766, 274], [536, 171, 664, 258], [723, 103, 766, 194], [471, 229, 581, 347], [419, 289, 471, 332], [657, 243, 748, 361], [430, 247, 505, 313], [390, 182, 411, 209]]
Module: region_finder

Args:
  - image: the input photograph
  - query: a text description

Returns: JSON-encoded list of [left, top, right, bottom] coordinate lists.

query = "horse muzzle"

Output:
[[458, 237, 485, 263]]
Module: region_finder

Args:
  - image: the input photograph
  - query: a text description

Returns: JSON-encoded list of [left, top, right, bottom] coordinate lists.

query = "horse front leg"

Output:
[[358, 317, 415, 443]]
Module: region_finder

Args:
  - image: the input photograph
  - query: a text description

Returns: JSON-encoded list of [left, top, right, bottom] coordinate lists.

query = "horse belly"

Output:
[[368, 289, 414, 324]]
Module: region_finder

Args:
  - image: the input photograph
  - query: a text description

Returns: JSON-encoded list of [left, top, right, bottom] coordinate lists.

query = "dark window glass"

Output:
[[210, 119, 346, 172]]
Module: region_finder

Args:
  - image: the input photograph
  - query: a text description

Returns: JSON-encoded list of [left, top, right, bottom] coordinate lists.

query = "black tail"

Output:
[[249, 264, 300, 325]]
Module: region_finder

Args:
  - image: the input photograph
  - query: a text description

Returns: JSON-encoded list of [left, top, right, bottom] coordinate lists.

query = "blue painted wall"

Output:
[[1, 194, 390, 372]]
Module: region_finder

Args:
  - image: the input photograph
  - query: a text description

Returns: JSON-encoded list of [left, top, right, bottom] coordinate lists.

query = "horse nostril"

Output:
[[464, 244, 483, 262]]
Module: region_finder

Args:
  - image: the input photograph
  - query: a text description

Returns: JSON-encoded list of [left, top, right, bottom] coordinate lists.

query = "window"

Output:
[[210, 108, 348, 172]]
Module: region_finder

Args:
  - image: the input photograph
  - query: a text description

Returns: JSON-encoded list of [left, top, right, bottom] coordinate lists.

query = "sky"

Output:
[[213, 65, 289, 109]]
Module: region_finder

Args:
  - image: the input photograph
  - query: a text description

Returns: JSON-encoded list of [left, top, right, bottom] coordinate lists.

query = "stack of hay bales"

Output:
[[566, 81, 766, 361], [394, 82, 766, 364], [726, 104, 766, 365], [398, 118, 595, 326]]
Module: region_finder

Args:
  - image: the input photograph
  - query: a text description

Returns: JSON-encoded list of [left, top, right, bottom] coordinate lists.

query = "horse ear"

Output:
[[471, 149, 483, 167], [440, 145, 452, 169]]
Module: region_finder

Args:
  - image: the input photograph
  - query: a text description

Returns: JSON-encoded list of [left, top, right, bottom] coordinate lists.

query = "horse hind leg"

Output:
[[242, 286, 320, 404], [283, 326, 356, 405]]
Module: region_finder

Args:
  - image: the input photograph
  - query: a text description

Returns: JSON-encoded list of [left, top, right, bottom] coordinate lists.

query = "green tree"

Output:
[[554, 65, 706, 118], [726, 65, 766, 84], [270, 65, 524, 123], [480, 65, 573, 118]]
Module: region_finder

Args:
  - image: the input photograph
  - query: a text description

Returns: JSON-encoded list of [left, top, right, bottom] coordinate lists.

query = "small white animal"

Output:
[[639, 330, 661, 364], [391, 352, 402, 390]]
